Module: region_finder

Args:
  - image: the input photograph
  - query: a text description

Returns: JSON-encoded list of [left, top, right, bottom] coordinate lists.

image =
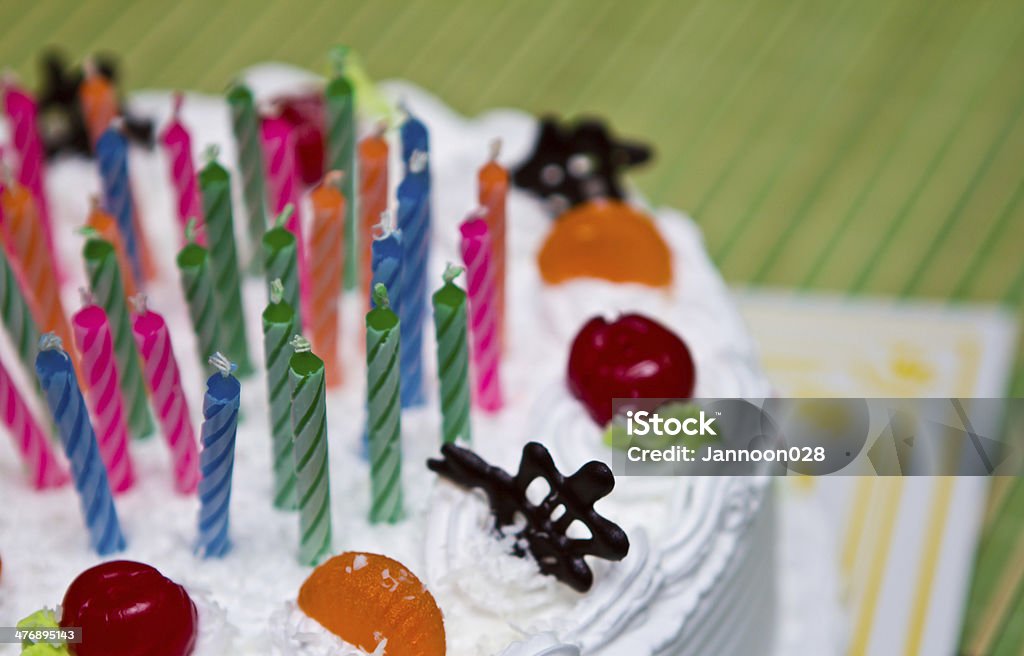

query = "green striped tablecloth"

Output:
[[0, 0, 1020, 652]]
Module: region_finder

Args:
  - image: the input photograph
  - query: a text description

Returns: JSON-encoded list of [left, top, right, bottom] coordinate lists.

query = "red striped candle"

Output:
[[459, 215, 503, 412], [161, 93, 205, 245], [71, 298, 135, 493], [0, 355, 68, 489], [131, 296, 200, 494], [2, 81, 59, 279], [261, 114, 308, 301]]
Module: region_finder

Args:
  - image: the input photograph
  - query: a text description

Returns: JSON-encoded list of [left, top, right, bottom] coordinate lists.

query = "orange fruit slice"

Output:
[[538, 200, 672, 287], [298, 552, 445, 656]]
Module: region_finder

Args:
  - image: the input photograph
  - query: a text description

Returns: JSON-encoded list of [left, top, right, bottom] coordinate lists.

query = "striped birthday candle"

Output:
[[309, 173, 344, 387], [459, 215, 503, 412], [478, 140, 508, 350], [325, 56, 357, 289], [160, 93, 205, 245], [80, 61, 117, 148], [196, 352, 240, 558], [200, 148, 252, 376], [132, 296, 200, 494], [176, 220, 221, 372], [262, 280, 297, 510], [289, 335, 332, 565], [0, 355, 68, 489], [2, 82, 58, 276], [227, 83, 268, 270], [370, 213, 402, 311], [396, 150, 429, 408], [366, 284, 403, 524], [96, 125, 143, 284], [431, 265, 471, 444], [83, 235, 155, 438], [0, 233, 42, 378], [358, 124, 389, 290], [71, 296, 135, 493], [1, 181, 74, 361], [261, 204, 302, 334], [260, 116, 308, 299], [36, 333, 126, 555]]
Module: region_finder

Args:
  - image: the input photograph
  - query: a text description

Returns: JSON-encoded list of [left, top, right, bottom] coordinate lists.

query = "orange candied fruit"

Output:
[[298, 552, 445, 656], [538, 200, 672, 288]]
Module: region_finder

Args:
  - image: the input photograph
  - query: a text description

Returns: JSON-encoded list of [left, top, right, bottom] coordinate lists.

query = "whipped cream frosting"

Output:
[[0, 64, 774, 655]]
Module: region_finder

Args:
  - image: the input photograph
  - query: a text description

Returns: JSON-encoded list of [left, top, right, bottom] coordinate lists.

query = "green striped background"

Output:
[[1, 0, 1021, 651]]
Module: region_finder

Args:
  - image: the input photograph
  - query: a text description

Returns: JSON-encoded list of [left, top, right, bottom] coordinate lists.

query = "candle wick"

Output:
[[373, 210, 396, 239], [203, 144, 220, 164], [442, 263, 464, 285], [172, 91, 185, 119], [83, 57, 99, 80], [470, 205, 490, 220], [409, 150, 428, 174], [372, 283, 391, 310], [373, 119, 388, 138], [78, 287, 94, 307], [208, 352, 236, 377], [323, 170, 344, 189], [77, 225, 101, 240], [274, 203, 295, 229], [184, 217, 202, 243], [489, 138, 502, 162], [129, 293, 148, 314], [290, 334, 312, 353], [329, 45, 350, 75], [109, 115, 126, 134], [38, 332, 63, 352], [269, 278, 284, 305]]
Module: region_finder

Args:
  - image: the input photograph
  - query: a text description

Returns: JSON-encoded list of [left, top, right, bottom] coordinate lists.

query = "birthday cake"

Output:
[[0, 61, 774, 655]]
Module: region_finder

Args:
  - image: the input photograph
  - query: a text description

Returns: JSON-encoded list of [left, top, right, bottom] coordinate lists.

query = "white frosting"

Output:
[[0, 64, 774, 656]]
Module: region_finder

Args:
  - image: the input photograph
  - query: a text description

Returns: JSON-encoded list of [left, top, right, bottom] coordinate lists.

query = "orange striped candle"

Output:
[[308, 172, 345, 388], [1, 181, 77, 371], [358, 124, 388, 292], [86, 197, 138, 299], [80, 60, 118, 150], [477, 140, 508, 350]]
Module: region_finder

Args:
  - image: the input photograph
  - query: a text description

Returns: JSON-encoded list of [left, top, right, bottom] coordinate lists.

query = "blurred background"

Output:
[[1, 0, 1021, 653]]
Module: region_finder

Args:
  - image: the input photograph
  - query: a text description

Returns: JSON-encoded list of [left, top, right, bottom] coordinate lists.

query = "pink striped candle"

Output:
[[71, 299, 135, 493], [459, 215, 503, 412], [0, 355, 68, 489], [131, 296, 200, 494], [261, 115, 309, 306], [2, 80, 59, 279], [161, 92, 205, 245]]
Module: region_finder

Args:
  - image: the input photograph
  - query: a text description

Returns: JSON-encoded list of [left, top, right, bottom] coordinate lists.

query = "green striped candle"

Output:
[[176, 220, 222, 373], [227, 83, 268, 272], [199, 148, 252, 376], [326, 48, 357, 290], [83, 235, 154, 439], [432, 264, 471, 444], [262, 279, 297, 510], [0, 242, 42, 378], [261, 204, 301, 334], [288, 334, 332, 565], [366, 283, 403, 524]]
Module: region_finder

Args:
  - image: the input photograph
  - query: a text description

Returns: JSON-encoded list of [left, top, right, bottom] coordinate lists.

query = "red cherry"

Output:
[[268, 92, 326, 186], [567, 314, 696, 426], [60, 561, 197, 656]]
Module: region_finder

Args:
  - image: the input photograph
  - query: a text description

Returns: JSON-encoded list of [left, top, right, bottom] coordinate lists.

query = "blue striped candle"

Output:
[[96, 126, 143, 284], [370, 216, 403, 312], [35, 333, 125, 555], [195, 352, 240, 558], [400, 108, 430, 173], [396, 142, 430, 409]]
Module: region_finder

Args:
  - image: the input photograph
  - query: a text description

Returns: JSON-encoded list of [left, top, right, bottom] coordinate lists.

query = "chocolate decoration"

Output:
[[428, 442, 629, 592], [35, 50, 154, 159], [512, 116, 652, 215]]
